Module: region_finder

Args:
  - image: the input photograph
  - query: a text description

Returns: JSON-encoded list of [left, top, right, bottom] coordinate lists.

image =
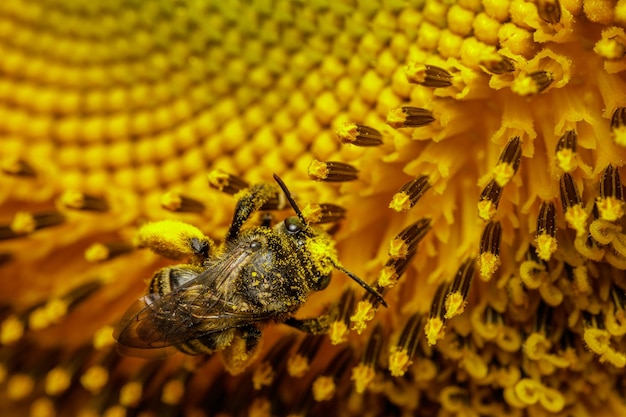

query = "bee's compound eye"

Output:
[[250, 240, 262, 251], [285, 216, 303, 234], [316, 273, 331, 290]]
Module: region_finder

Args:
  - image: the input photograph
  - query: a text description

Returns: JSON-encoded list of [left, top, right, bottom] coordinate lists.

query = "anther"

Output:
[[559, 173, 587, 235], [160, 192, 205, 212], [536, 0, 562, 24], [45, 346, 91, 397], [85, 242, 134, 262], [287, 335, 324, 377], [336, 123, 383, 147], [480, 55, 516, 74], [388, 219, 432, 260], [512, 71, 554, 95], [405, 64, 453, 88], [389, 176, 431, 212], [330, 290, 356, 344], [0, 211, 65, 239], [60, 190, 109, 211], [493, 136, 522, 187], [386, 107, 435, 128], [207, 170, 249, 194], [312, 348, 353, 402], [308, 160, 359, 182], [478, 179, 503, 221], [79, 348, 119, 394], [444, 259, 475, 319], [425, 284, 448, 346], [478, 221, 502, 280], [252, 334, 297, 391], [597, 165, 624, 221], [162, 367, 192, 405], [119, 361, 161, 407], [1, 158, 35, 176], [555, 130, 577, 172], [611, 107, 626, 145], [535, 201, 557, 261], [301, 203, 346, 224], [388, 313, 422, 377], [351, 324, 383, 394]]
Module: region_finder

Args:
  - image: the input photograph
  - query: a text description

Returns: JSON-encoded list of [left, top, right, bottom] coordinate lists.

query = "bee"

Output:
[[114, 174, 386, 373]]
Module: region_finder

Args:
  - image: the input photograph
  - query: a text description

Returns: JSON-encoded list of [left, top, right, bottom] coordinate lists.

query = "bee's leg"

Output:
[[221, 326, 263, 375], [227, 183, 277, 240], [284, 315, 331, 335]]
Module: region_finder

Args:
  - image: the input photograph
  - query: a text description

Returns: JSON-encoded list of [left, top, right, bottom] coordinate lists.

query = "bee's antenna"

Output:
[[273, 173, 307, 224], [333, 262, 388, 308]]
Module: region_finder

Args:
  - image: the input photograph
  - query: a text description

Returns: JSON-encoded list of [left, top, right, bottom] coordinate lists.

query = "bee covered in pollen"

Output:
[[114, 174, 386, 373]]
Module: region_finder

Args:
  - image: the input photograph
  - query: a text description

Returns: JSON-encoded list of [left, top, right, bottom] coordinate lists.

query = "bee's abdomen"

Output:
[[149, 265, 201, 296], [177, 330, 234, 355]]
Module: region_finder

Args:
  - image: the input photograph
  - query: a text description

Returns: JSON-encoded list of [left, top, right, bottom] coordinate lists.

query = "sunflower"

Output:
[[1, 0, 626, 416]]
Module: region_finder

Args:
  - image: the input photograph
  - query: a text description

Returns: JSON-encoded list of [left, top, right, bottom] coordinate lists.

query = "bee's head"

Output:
[[272, 174, 387, 307]]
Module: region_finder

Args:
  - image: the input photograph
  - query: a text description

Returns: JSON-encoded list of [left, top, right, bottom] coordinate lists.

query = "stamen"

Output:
[[480, 55, 516, 74], [301, 203, 346, 224], [559, 173, 587, 235], [535, 201, 557, 261], [0, 211, 65, 239], [287, 335, 324, 377], [425, 284, 448, 346], [444, 259, 475, 319], [0, 314, 25, 345], [1, 158, 35, 176], [404, 64, 453, 88], [330, 290, 356, 345], [493, 136, 522, 187], [555, 130, 577, 172], [351, 324, 383, 394], [308, 160, 359, 182], [597, 165, 624, 221], [160, 192, 205, 212], [45, 346, 91, 397], [119, 361, 161, 407], [335, 122, 383, 147], [207, 169, 249, 194], [389, 175, 431, 212], [610, 107, 626, 146], [252, 334, 296, 390], [388, 313, 422, 377], [536, 0, 562, 24], [79, 349, 119, 394], [512, 71, 554, 95], [84, 242, 134, 262], [478, 221, 502, 280], [60, 190, 109, 211], [388, 219, 432, 260], [478, 179, 503, 221], [386, 107, 435, 128], [312, 349, 352, 402]]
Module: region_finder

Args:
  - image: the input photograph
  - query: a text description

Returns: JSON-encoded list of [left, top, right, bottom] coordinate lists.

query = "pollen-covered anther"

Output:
[[478, 221, 502, 280], [597, 165, 625, 221], [45, 347, 91, 397], [350, 300, 376, 335], [388, 219, 432, 259], [404, 63, 453, 88], [0, 315, 25, 345], [330, 290, 356, 344], [335, 122, 383, 147], [492, 136, 522, 187], [444, 259, 475, 320], [301, 203, 346, 224], [79, 350, 118, 394], [559, 173, 587, 235], [60, 190, 109, 211], [287, 335, 324, 377], [536, 0, 562, 24], [386, 107, 435, 128], [252, 334, 295, 390], [425, 284, 448, 346], [611, 108, 626, 146], [160, 192, 205, 212], [0, 158, 36, 176], [389, 176, 431, 212], [308, 160, 359, 182], [351, 324, 383, 394], [252, 362, 275, 391], [535, 201, 557, 261], [478, 179, 503, 221], [555, 130, 578, 172], [84, 242, 134, 262], [207, 169, 249, 194], [388, 313, 422, 377], [1, 211, 65, 239], [511, 71, 554, 95], [312, 349, 352, 402]]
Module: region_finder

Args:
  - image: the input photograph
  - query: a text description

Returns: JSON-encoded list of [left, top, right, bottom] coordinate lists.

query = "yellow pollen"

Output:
[[29, 299, 68, 330], [535, 234, 557, 261], [307, 159, 330, 180], [612, 125, 626, 146], [596, 197, 625, 221], [388, 237, 410, 259], [60, 190, 87, 209], [10, 212, 36, 234], [162, 379, 185, 405], [477, 252, 499, 280], [80, 366, 109, 394], [444, 292, 466, 319], [160, 191, 183, 211], [425, 317, 445, 346], [492, 163, 515, 187], [103, 405, 127, 417], [388, 348, 411, 377], [377, 265, 399, 288], [45, 367, 72, 396], [84, 243, 110, 262], [556, 148, 577, 172], [477, 200, 497, 222], [287, 354, 310, 378], [329, 320, 349, 345], [351, 364, 376, 394], [312, 376, 336, 402], [120, 381, 143, 407], [389, 192, 413, 212], [350, 301, 376, 334], [93, 326, 115, 350], [31, 398, 56, 417], [0, 315, 24, 345], [134, 220, 211, 260], [249, 398, 272, 417], [564, 205, 589, 236], [252, 362, 274, 390], [7, 374, 35, 400]]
